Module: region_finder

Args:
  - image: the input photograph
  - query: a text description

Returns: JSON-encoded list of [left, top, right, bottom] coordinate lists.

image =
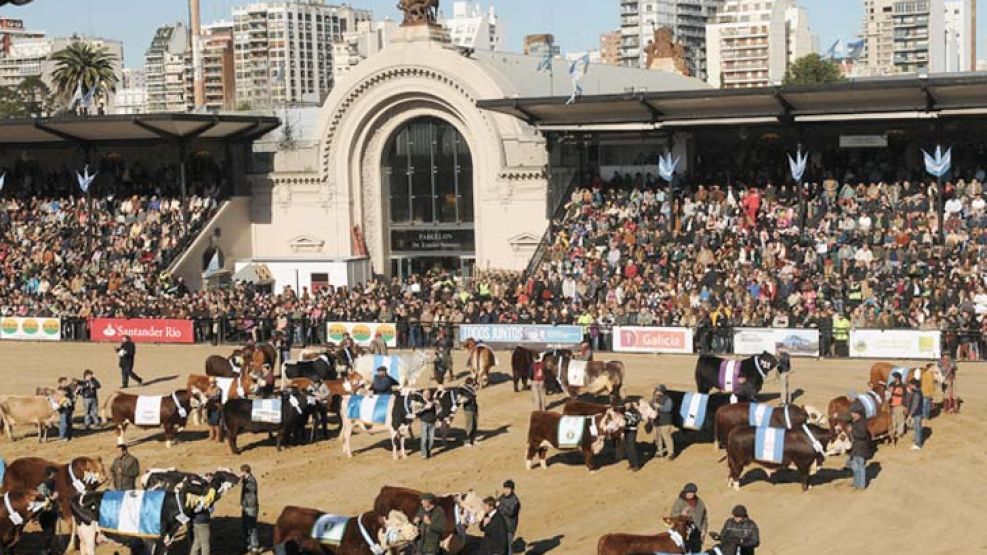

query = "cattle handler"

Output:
[[710, 505, 760, 555], [415, 493, 447, 555], [111, 444, 140, 490]]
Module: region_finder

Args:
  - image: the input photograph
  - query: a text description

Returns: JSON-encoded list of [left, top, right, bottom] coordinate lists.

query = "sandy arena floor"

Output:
[[0, 341, 984, 554]]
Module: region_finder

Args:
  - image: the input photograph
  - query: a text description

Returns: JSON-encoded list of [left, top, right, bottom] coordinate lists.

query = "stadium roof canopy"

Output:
[[0, 113, 281, 148], [476, 73, 987, 131]]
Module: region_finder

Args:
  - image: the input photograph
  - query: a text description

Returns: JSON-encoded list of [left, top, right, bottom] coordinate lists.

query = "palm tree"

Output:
[[50, 41, 119, 110]]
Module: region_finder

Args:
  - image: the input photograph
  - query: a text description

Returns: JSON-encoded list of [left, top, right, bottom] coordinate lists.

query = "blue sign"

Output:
[[457, 324, 583, 347]]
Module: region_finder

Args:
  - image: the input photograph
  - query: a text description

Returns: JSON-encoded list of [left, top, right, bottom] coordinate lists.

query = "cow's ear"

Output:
[[662, 516, 673, 525]]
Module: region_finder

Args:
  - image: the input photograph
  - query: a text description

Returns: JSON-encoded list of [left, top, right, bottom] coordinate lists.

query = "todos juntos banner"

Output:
[[0, 317, 61, 341], [326, 322, 397, 347], [457, 324, 583, 349]]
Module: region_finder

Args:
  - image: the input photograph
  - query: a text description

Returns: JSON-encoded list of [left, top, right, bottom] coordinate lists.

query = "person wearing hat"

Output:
[[496, 480, 521, 554], [651, 385, 675, 460], [111, 444, 140, 490], [847, 407, 871, 490], [371, 366, 398, 395], [414, 493, 447, 555], [669, 483, 707, 551], [710, 505, 760, 555]]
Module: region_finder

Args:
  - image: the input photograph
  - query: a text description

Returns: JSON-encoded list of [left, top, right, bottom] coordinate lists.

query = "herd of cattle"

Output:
[[0, 340, 948, 554]]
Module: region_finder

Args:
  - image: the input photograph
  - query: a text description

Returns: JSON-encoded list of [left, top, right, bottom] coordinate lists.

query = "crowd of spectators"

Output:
[[0, 168, 984, 359]]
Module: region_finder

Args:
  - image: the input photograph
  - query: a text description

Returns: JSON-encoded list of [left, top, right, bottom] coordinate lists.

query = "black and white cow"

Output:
[[283, 356, 337, 383], [222, 389, 311, 454], [71, 490, 209, 555], [694, 352, 781, 394], [140, 468, 240, 500]]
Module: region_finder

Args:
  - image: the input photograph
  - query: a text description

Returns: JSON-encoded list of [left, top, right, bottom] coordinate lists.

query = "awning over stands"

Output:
[[477, 73, 987, 131], [0, 113, 281, 148]]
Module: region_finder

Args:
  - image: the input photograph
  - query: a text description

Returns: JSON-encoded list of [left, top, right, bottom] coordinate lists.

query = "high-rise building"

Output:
[[863, 0, 952, 75], [599, 30, 622, 65], [892, 0, 945, 74], [232, 1, 371, 110], [145, 22, 189, 112], [861, 0, 896, 75], [619, 0, 724, 79], [706, 0, 815, 88], [186, 21, 236, 112], [114, 68, 146, 114], [442, 2, 501, 51], [523, 34, 559, 57], [332, 19, 397, 80], [943, 0, 974, 71]]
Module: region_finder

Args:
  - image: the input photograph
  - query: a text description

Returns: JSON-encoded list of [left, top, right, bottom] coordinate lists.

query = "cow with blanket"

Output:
[[694, 352, 780, 395], [462, 338, 498, 388], [714, 402, 822, 450], [71, 489, 217, 555], [1, 488, 51, 552], [827, 383, 887, 432], [0, 392, 65, 442], [283, 355, 338, 384], [725, 423, 851, 491], [403, 386, 478, 445], [101, 390, 194, 448], [186, 373, 254, 425], [352, 351, 435, 388], [596, 515, 696, 555], [222, 388, 310, 454], [525, 409, 626, 471], [339, 393, 417, 459], [1, 456, 107, 545], [273, 505, 418, 555], [648, 390, 735, 451], [868, 362, 938, 390], [541, 354, 624, 400], [372, 486, 486, 554]]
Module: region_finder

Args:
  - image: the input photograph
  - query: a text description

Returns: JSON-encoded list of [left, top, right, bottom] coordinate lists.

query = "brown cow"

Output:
[[463, 338, 498, 388], [725, 423, 850, 491], [542, 355, 623, 399], [272, 506, 418, 555], [0, 393, 64, 442], [596, 516, 695, 555], [827, 383, 887, 432], [868, 362, 938, 389], [101, 390, 194, 447], [186, 373, 257, 424], [713, 403, 819, 450], [1, 456, 106, 538], [510, 346, 536, 392], [372, 486, 486, 554], [0, 489, 50, 552], [205, 353, 246, 378], [525, 409, 626, 471]]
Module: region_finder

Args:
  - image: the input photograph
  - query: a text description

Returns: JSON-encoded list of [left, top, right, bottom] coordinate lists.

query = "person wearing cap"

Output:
[[414, 493, 446, 555], [651, 386, 675, 460], [371, 366, 398, 395], [847, 407, 870, 490], [669, 483, 707, 551], [906, 378, 924, 450], [111, 444, 140, 490], [479, 496, 510, 555], [711, 505, 760, 555], [496, 480, 520, 554], [369, 331, 388, 356]]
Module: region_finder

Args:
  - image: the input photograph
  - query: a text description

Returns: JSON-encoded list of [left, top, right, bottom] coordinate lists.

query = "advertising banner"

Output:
[[733, 328, 820, 357], [613, 326, 693, 354], [0, 316, 61, 341], [89, 319, 195, 344], [457, 324, 583, 349], [325, 322, 398, 347], [849, 329, 941, 359]]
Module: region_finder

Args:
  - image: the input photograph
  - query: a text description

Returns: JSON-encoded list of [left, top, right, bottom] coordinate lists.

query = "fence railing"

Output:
[[46, 318, 986, 361]]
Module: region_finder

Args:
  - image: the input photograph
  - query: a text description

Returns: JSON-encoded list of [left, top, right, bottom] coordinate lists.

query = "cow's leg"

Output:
[[797, 461, 813, 491], [164, 424, 176, 448], [116, 422, 127, 446], [583, 446, 596, 472], [341, 423, 353, 457], [525, 442, 538, 470], [539, 447, 548, 469], [227, 425, 241, 455]]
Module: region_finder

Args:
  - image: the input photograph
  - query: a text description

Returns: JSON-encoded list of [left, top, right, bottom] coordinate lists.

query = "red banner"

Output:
[[613, 326, 694, 354], [89, 318, 195, 344]]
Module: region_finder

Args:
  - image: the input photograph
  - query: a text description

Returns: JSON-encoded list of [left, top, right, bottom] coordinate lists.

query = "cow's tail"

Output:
[[0, 402, 9, 439], [100, 391, 121, 421]]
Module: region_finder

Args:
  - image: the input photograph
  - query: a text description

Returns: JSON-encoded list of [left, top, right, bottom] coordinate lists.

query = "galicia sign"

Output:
[[89, 319, 195, 344]]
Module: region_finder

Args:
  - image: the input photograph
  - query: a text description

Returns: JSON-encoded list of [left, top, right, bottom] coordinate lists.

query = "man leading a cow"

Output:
[[651, 385, 675, 460], [117, 335, 143, 388], [414, 493, 447, 555], [847, 407, 871, 490], [496, 480, 520, 555], [38, 466, 59, 555], [710, 505, 760, 555], [669, 483, 707, 552], [888, 373, 907, 442], [111, 444, 140, 490]]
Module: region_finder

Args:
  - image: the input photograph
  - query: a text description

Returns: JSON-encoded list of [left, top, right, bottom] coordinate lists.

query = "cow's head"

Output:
[[634, 399, 658, 422], [662, 515, 695, 543], [826, 428, 853, 456], [777, 352, 792, 374], [343, 372, 367, 394], [758, 351, 779, 371], [378, 510, 418, 551], [77, 457, 108, 488], [452, 490, 486, 528], [803, 405, 827, 426], [207, 468, 241, 498]]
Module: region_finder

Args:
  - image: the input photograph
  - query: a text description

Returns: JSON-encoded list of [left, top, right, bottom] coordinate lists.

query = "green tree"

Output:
[[16, 76, 53, 116], [0, 86, 26, 118], [50, 41, 119, 108], [783, 54, 844, 86]]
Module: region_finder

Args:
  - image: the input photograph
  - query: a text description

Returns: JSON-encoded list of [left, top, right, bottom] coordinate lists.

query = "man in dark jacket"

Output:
[[847, 408, 871, 490], [479, 496, 510, 555], [652, 385, 674, 460], [117, 335, 142, 387], [496, 480, 520, 554], [78, 370, 101, 429], [417, 389, 438, 459], [240, 464, 259, 554], [462, 378, 479, 447], [414, 493, 447, 555], [711, 505, 760, 555], [111, 444, 140, 490], [37, 466, 59, 555], [622, 402, 643, 471], [906, 379, 924, 449], [371, 366, 398, 395]]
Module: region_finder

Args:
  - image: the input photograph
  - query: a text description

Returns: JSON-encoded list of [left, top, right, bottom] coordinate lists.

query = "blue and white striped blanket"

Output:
[[748, 403, 773, 427], [346, 395, 391, 424], [372, 355, 403, 382], [679, 392, 709, 430], [98, 491, 166, 537], [251, 399, 282, 424], [0, 458, 5, 484], [311, 514, 349, 545], [754, 427, 785, 464]]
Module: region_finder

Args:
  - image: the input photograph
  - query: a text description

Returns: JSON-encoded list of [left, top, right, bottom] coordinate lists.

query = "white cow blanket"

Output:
[[566, 360, 588, 387], [251, 399, 281, 424], [557, 416, 586, 449], [215, 377, 244, 403], [134, 396, 162, 426], [311, 514, 349, 546]]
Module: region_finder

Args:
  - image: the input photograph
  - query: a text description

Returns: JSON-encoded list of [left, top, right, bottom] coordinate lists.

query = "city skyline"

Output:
[[7, 0, 984, 69]]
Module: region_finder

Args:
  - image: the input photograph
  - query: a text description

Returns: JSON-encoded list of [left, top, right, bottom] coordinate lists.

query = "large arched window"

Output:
[[383, 117, 473, 225]]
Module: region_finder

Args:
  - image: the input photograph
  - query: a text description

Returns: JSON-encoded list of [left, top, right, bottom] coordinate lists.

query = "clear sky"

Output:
[[2, 0, 984, 68]]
